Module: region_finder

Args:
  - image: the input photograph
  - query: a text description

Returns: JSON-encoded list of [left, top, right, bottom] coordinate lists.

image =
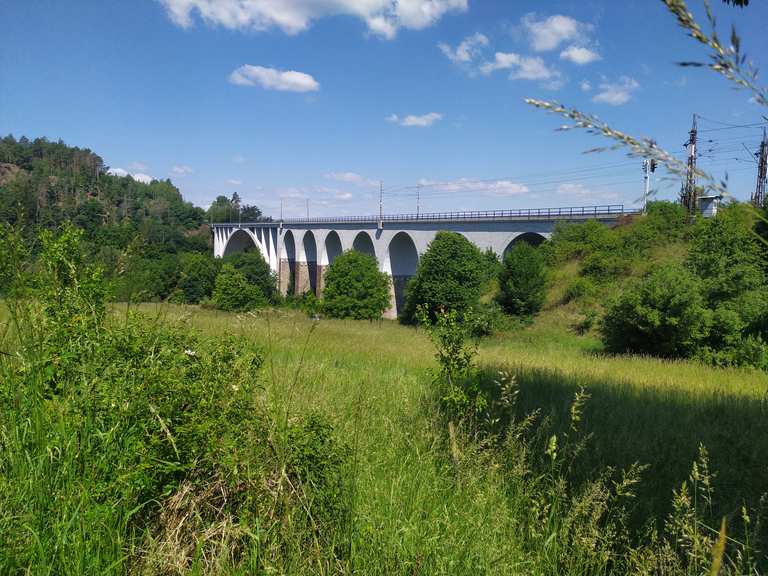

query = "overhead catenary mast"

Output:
[[752, 129, 767, 208], [680, 114, 698, 216]]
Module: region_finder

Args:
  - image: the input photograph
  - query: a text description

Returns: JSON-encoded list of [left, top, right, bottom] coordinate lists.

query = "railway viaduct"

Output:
[[212, 205, 637, 318]]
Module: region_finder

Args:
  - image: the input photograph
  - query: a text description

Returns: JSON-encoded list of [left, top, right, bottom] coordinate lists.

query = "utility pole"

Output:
[[416, 183, 421, 217], [280, 198, 283, 221], [306, 198, 310, 219], [680, 114, 698, 217], [642, 157, 656, 214], [752, 129, 767, 208], [379, 180, 383, 221]]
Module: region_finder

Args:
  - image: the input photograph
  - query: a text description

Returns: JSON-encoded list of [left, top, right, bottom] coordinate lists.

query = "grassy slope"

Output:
[[137, 302, 768, 536]]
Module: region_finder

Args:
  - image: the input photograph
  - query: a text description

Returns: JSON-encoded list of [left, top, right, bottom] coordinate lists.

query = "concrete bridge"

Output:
[[212, 205, 637, 318]]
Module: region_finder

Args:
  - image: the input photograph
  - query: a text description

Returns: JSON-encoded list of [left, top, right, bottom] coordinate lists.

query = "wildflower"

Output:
[[184, 349, 196, 357]]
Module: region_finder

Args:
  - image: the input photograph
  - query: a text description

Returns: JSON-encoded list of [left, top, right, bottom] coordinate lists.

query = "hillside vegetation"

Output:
[[2, 136, 768, 573]]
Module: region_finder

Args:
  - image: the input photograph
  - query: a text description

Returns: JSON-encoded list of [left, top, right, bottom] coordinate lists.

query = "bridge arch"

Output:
[[386, 231, 419, 317], [279, 230, 297, 296], [322, 230, 343, 266], [352, 231, 377, 260], [502, 232, 547, 260], [223, 228, 257, 258], [300, 231, 318, 294]]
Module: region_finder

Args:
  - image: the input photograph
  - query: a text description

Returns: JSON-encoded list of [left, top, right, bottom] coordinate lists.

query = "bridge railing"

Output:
[[212, 204, 639, 227]]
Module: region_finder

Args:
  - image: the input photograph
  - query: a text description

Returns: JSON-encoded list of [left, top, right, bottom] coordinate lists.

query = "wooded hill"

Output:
[[0, 135, 265, 301]]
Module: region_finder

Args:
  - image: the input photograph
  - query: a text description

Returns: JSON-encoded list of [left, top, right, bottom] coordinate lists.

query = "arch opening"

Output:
[[280, 231, 296, 296], [323, 231, 343, 266], [301, 231, 318, 295], [223, 228, 257, 258], [352, 231, 376, 259], [388, 232, 419, 317], [502, 232, 546, 260]]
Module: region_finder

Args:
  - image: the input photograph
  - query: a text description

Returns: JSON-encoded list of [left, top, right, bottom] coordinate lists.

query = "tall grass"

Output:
[[1, 226, 766, 573]]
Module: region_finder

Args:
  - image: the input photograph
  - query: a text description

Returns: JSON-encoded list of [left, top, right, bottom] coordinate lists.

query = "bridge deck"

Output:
[[212, 204, 640, 228]]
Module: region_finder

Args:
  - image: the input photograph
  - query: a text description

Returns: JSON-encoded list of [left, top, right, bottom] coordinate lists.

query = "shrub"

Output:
[[402, 231, 485, 323], [687, 205, 765, 303], [602, 264, 711, 358], [321, 250, 390, 320], [580, 252, 628, 281], [466, 301, 508, 338], [224, 250, 278, 303], [480, 247, 503, 285], [574, 308, 598, 335], [497, 242, 547, 317], [212, 263, 267, 311], [563, 277, 596, 303], [548, 219, 618, 263], [176, 252, 219, 303]]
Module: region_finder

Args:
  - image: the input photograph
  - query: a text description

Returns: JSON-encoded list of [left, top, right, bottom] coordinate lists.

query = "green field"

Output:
[[138, 303, 768, 537]]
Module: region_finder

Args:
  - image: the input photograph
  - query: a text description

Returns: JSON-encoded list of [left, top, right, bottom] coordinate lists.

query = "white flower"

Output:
[[184, 349, 196, 357]]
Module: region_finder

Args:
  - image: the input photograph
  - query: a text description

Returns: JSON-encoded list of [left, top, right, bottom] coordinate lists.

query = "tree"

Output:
[[321, 250, 390, 320], [177, 252, 219, 303], [224, 250, 277, 303], [402, 231, 485, 323], [602, 264, 712, 358], [211, 264, 267, 311], [497, 242, 548, 317], [687, 205, 766, 303]]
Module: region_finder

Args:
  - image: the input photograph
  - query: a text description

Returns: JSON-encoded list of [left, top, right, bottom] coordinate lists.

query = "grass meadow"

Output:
[[3, 291, 767, 574], [136, 303, 768, 535]]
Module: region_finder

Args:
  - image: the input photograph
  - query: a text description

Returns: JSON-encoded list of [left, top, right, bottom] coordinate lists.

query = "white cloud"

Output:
[[560, 45, 600, 65], [522, 13, 592, 52], [227, 179, 242, 185], [159, 0, 467, 40], [592, 76, 639, 106], [171, 164, 194, 175], [387, 112, 443, 127], [438, 32, 489, 64], [334, 191, 353, 200], [480, 52, 559, 82], [229, 64, 319, 92], [129, 161, 147, 170], [324, 171, 376, 186], [108, 167, 154, 183], [132, 173, 154, 184], [419, 177, 529, 197], [579, 79, 592, 91], [557, 182, 618, 200]]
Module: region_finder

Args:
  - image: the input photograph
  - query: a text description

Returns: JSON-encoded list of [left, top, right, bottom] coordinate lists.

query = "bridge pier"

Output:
[[294, 261, 315, 295], [384, 275, 412, 319], [316, 265, 327, 298], [279, 258, 294, 296]]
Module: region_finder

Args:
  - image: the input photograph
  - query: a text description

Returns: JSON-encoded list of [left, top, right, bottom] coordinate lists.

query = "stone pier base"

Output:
[[278, 258, 293, 296], [295, 261, 318, 295], [384, 275, 412, 319], [316, 264, 327, 298]]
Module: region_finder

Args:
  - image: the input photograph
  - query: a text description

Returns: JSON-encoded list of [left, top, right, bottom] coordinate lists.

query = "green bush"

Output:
[[321, 250, 390, 320], [602, 264, 711, 358], [224, 250, 278, 303], [466, 301, 509, 338], [176, 252, 219, 303], [0, 224, 356, 573], [687, 204, 766, 303], [580, 251, 628, 281], [563, 277, 596, 303], [497, 242, 547, 317], [212, 263, 268, 311], [402, 231, 485, 323]]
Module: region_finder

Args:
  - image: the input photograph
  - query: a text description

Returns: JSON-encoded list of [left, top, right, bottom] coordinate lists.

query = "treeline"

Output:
[[0, 135, 272, 303]]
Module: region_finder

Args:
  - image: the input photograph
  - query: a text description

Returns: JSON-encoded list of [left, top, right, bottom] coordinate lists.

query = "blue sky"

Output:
[[2, 0, 767, 218]]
